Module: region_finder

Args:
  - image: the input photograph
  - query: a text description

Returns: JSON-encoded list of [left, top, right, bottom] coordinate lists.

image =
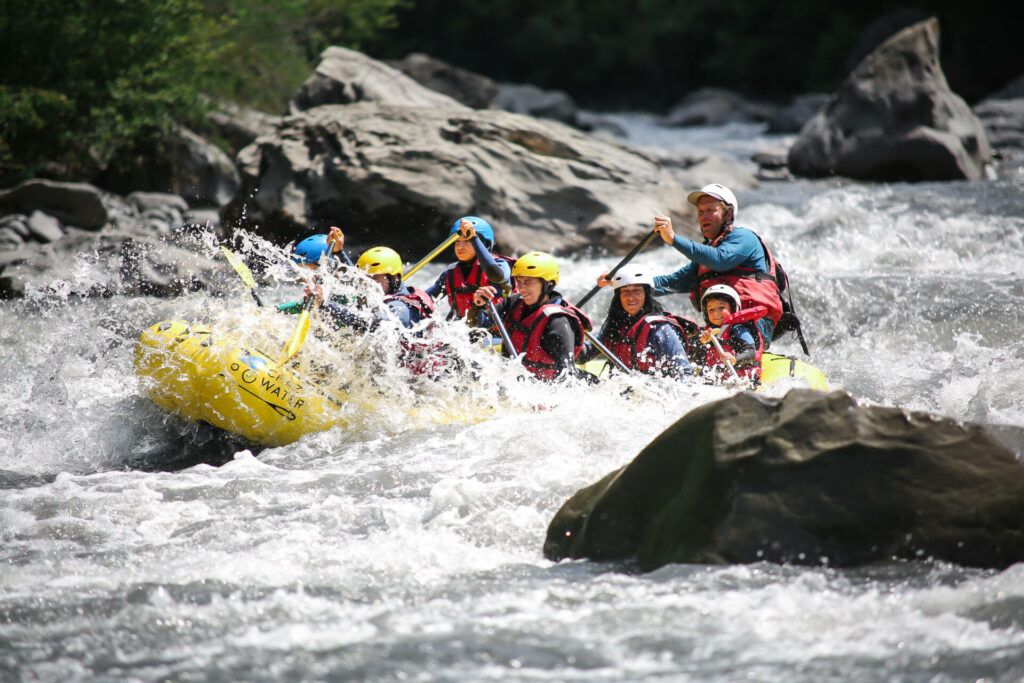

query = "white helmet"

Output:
[[611, 268, 655, 289], [701, 284, 742, 322], [687, 183, 738, 217]]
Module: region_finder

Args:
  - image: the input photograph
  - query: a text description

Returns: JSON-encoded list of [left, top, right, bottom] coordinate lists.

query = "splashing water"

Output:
[[2, 123, 1024, 681]]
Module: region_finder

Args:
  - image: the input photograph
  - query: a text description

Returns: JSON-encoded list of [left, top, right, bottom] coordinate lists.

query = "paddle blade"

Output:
[[221, 247, 257, 289], [724, 306, 768, 326], [277, 311, 311, 365], [405, 231, 461, 280]]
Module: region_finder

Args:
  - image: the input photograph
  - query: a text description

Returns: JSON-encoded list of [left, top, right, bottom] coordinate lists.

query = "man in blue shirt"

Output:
[[649, 183, 784, 346]]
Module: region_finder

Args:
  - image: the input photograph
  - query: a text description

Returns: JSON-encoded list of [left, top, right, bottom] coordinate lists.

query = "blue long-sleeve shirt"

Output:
[[653, 226, 775, 343], [320, 286, 428, 331]]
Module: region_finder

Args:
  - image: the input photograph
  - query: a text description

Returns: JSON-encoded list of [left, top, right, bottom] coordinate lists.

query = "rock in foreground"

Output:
[[544, 390, 1024, 571]]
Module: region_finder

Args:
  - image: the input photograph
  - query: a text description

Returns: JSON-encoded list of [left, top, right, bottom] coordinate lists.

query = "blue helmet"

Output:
[[449, 216, 495, 250], [293, 234, 332, 265]]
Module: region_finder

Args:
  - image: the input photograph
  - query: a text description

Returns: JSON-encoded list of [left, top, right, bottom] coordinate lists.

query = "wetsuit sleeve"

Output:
[[320, 300, 374, 331], [424, 269, 447, 298], [729, 324, 757, 364], [653, 262, 699, 295], [669, 229, 765, 272], [473, 240, 512, 288], [276, 300, 304, 314], [648, 324, 694, 378]]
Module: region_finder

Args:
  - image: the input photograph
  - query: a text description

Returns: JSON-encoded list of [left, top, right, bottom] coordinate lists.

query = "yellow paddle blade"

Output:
[[221, 246, 258, 289], [404, 231, 461, 280], [277, 310, 311, 366]]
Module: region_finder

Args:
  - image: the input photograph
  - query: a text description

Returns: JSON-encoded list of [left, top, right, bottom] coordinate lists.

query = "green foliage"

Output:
[[198, 0, 410, 113], [370, 0, 1024, 107], [0, 0, 407, 186], [1, 0, 227, 185]]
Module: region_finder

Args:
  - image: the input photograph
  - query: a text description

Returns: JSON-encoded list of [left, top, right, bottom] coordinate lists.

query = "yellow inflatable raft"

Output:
[[578, 352, 828, 390], [134, 320, 348, 447]]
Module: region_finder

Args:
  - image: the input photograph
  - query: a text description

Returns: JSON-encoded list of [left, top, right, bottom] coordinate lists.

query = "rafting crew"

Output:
[[280, 226, 436, 332], [577, 267, 697, 380], [471, 251, 596, 382], [600, 183, 791, 348], [696, 284, 764, 383], [424, 216, 515, 321]]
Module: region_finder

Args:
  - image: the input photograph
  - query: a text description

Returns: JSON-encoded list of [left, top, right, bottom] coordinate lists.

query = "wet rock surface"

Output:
[[545, 389, 1024, 571]]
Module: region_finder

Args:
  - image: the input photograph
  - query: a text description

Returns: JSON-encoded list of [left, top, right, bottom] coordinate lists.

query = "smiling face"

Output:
[[705, 297, 734, 327], [454, 238, 477, 262], [696, 196, 729, 240], [515, 276, 546, 306], [618, 284, 646, 316]]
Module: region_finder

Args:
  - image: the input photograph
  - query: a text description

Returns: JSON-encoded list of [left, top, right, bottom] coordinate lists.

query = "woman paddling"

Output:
[[578, 268, 697, 380]]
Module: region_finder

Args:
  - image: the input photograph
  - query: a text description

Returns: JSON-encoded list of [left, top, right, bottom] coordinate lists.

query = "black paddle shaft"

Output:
[[575, 230, 659, 309]]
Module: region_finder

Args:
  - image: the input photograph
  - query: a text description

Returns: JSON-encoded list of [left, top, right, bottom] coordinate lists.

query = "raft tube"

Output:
[[134, 320, 348, 447], [576, 352, 828, 390]]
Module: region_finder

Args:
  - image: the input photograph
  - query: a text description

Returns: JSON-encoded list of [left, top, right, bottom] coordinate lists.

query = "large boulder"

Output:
[[388, 53, 498, 110], [788, 18, 991, 181], [544, 390, 1024, 571], [224, 103, 694, 256], [290, 46, 466, 113], [204, 98, 283, 155]]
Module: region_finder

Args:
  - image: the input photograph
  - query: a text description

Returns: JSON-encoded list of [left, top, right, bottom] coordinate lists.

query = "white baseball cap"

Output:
[[687, 183, 738, 216]]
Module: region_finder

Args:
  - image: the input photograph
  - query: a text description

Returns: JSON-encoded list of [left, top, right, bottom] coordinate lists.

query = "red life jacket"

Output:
[[443, 255, 516, 318], [385, 286, 436, 320], [610, 314, 697, 374], [703, 322, 764, 383], [504, 295, 591, 381], [688, 226, 786, 325]]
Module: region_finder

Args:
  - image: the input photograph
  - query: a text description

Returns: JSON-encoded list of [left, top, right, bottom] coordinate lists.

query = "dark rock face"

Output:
[[544, 390, 1024, 571], [224, 103, 693, 256], [788, 18, 991, 181]]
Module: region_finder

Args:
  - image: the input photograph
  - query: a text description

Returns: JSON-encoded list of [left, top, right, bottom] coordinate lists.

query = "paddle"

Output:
[[277, 235, 337, 366], [575, 229, 659, 309], [404, 232, 461, 281], [583, 329, 631, 374], [221, 246, 264, 308], [704, 306, 768, 381], [485, 299, 517, 356]]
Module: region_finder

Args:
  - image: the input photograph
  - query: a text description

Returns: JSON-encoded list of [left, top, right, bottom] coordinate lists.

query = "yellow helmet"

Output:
[[357, 246, 403, 278], [511, 251, 559, 285]]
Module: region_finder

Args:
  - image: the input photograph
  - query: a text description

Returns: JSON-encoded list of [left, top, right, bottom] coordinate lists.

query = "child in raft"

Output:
[[697, 284, 764, 383]]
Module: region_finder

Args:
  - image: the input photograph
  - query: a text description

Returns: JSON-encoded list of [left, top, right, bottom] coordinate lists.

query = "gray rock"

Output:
[[544, 389, 1024, 571], [491, 83, 580, 128], [127, 192, 189, 215], [0, 227, 231, 299], [984, 75, 1024, 102], [225, 103, 694, 256], [0, 179, 107, 230], [663, 88, 777, 127], [291, 46, 466, 113], [766, 93, 829, 134], [204, 97, 282, 154], [0, 227, 25, 251], [973, 98, 1024, 150], [27, 210, 64, 243], [99, 126, 240, 208], [788, 18, 991, 181], [388, 53, 498, 110]]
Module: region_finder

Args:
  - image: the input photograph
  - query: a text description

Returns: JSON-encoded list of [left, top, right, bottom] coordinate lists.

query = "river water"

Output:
[[2, 117, 1024, 681]]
